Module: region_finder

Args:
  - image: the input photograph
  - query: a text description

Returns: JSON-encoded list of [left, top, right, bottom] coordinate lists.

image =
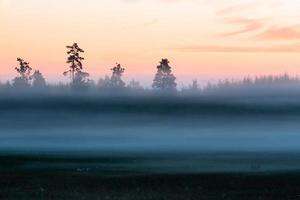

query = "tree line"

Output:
[[2, 42, 300, 95], [4, 43, 177, 93]]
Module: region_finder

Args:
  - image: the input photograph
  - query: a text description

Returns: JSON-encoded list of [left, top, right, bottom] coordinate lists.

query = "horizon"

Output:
[[1, 0, 300, 86], [1, 56, 299, 88], [1, 57, 300, 88]]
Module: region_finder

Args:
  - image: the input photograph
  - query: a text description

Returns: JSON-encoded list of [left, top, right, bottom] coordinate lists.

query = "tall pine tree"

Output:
[[152, 59, 177, 92], [63, 43, 90, 90], [110, 63, 125, 89], [12, 58, 32, 89]]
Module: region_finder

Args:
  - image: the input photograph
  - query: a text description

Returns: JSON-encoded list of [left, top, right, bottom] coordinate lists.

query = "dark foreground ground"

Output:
[[2, 170, 300, 200], [1, 155, 300, 200]]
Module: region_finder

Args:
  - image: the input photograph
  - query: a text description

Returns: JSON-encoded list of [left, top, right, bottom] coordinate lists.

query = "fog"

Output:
[[1, 94, 300, 173], [1, 95, 300, 154]]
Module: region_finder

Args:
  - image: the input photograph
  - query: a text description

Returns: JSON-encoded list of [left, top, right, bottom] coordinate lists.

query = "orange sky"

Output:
[[1, 0, 300, 86]]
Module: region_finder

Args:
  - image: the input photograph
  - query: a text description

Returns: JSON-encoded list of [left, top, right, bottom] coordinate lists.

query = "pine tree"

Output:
[[63, 43, 90, 89], [152, 59, 177, 92], [110, 63, 125, 89], [12, 58, 32, 89], [31, 70, 46, 88]]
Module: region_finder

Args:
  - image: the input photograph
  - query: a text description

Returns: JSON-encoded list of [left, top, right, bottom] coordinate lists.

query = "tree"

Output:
[[63, 43, 90, 89], [12, 58, 32, 89], [31, 70, 46, 88], [110, 63, 125, 89], [152, 59, 177, 92]]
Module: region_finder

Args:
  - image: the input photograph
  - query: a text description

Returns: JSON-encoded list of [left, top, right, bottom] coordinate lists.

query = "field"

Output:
[[1, 95, 300, 199]]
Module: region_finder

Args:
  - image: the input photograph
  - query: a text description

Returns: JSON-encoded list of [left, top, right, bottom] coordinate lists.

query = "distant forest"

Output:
[[1, 43, 300, 96]]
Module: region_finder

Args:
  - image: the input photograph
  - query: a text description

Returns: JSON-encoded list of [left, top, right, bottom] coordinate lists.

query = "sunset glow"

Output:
[[1, 0, 300, 85]]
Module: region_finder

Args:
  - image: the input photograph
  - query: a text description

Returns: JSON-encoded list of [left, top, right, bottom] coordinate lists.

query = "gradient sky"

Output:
[[1, 0, 300, 86]]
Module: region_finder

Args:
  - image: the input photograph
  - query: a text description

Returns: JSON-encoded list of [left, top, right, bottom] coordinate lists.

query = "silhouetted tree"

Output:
[[63, 43, 90, 90], [152, 59, 177, 92], [31, 70, 46, 88], [12, 58, 32, 89], [110, 63, 125, 89]]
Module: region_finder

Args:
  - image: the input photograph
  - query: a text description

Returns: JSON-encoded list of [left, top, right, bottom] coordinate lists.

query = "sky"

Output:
[[1, 0, 300, 86]]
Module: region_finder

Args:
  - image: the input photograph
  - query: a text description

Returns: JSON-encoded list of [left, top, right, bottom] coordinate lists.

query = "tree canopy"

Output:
[[152, 59, 177, 93], [63, 43, 90, 90], [12, 58, 32, 89]]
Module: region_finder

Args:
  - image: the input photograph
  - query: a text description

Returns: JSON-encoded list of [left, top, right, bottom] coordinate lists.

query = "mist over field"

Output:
[[0, 94, 300, 173], [2, 53, 300, 174], [3, 1, 300, 198]]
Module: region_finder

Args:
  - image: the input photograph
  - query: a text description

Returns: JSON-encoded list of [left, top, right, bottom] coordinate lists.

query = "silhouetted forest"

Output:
[[1, 43, 300, 97]]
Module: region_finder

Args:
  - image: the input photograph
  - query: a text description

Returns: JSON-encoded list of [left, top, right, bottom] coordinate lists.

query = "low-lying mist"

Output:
[[0, 95, 300, 156]]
